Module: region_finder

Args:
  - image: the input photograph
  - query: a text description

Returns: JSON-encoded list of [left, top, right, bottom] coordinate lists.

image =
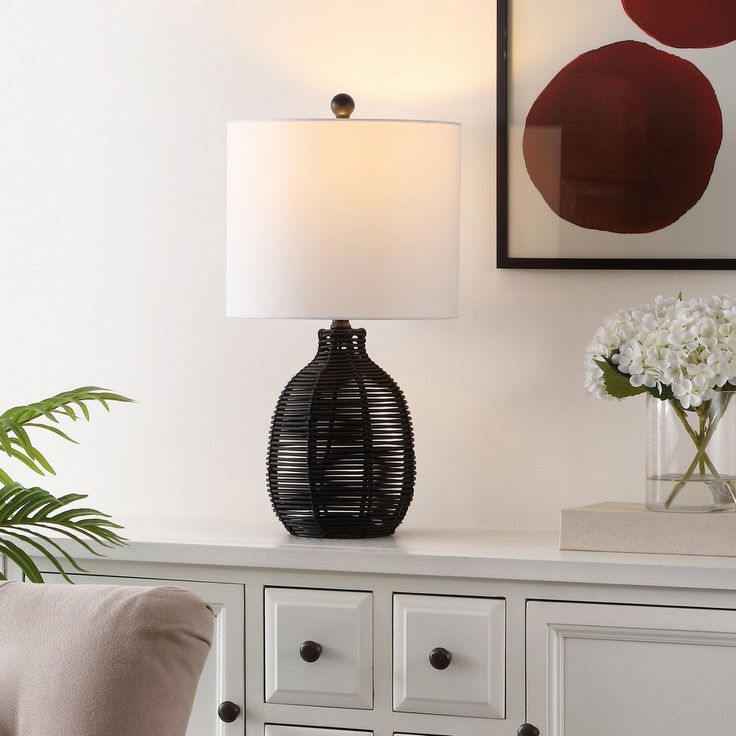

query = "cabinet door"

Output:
[[44, 573, 244, 736], [527, 601, 736, 736]]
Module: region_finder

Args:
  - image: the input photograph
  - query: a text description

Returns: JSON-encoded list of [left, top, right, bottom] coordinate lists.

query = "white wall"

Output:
[[2, 0, 732, 535]]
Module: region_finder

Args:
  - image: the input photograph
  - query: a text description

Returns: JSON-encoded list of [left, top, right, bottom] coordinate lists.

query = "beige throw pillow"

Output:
[[0, 581, 213, 736]]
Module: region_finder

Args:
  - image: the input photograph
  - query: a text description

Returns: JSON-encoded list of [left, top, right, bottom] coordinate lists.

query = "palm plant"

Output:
[[0, 387, 132, 582]]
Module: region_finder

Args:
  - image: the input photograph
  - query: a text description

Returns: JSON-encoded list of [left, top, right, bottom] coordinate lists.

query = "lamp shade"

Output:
[[226, 119, 461, 320]]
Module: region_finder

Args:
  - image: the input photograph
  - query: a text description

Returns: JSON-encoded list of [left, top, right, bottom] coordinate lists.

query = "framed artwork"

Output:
[[497, 0, 736, 269]]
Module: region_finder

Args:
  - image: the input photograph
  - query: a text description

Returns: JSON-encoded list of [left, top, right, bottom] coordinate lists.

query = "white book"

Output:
[[560, 502, 736, 557]]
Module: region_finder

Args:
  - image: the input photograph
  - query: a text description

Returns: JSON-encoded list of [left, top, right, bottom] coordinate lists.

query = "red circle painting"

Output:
[[523, 41, 722, 234], [622, 0, 736, 49]]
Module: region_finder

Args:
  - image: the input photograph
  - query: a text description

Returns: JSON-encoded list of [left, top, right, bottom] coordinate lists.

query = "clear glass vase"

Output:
[[647, 392, 736, 512]]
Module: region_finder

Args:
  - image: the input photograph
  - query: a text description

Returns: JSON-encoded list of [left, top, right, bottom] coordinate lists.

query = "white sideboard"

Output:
[[13, 525, 736, 736]]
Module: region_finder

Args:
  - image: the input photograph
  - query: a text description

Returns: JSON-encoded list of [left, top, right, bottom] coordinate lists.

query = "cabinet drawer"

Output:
[[265, 587, 373, 708], [393, 594, 505, 718], [266, 727, 370, 736]]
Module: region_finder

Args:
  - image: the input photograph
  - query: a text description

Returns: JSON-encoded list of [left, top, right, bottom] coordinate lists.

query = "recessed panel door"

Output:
[[527, 601, 736, 736]]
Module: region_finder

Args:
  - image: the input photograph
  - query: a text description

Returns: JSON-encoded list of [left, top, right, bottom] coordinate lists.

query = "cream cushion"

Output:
[[0, 581, 213, 736]]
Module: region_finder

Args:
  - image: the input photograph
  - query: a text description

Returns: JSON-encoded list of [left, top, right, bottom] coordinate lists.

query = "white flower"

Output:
[[672, 378, 702, 409], [584, 294, 736, 408]]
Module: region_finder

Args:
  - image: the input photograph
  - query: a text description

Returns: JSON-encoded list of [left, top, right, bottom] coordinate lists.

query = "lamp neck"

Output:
[[318, 320, 367, 354]]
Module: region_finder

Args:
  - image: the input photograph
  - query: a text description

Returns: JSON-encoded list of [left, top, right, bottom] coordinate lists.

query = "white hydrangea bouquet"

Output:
[[585, 294, 736, 511]]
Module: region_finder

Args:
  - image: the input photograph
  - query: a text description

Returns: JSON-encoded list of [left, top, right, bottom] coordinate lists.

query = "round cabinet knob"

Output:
[[217, 701, 241, 723], [517, 725, 540, 736], [428, 646, 452, 670], [299, 640, 323, 662]]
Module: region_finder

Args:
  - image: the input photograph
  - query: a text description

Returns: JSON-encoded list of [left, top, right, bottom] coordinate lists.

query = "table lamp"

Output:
[[227, 94, 461, 538]]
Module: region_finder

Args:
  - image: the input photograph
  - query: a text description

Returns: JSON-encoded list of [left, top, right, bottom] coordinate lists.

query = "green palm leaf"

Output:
[[1, 386, 133, 429], [0, 386, 131, 582], [0, 387, 132, 481], [0, 483, 126, 583]]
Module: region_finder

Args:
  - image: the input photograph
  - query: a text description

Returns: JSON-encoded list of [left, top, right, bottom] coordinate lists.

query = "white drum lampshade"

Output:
[[226, 94, 461, 539], [226, 116, 461, 319]]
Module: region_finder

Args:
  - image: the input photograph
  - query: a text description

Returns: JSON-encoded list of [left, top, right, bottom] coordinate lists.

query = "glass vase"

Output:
[[647, 392, 736, 512]]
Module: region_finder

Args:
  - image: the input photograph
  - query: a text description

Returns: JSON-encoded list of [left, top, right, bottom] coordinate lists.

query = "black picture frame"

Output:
[[496, 0, 735, 270]]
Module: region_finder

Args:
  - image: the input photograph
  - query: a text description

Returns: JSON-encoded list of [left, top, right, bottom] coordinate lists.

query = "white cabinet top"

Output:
[[52, 516, 736, 591]]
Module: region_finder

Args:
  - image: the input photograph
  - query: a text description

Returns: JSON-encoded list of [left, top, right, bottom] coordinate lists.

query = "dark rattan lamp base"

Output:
[[267, 321, 416, 538]]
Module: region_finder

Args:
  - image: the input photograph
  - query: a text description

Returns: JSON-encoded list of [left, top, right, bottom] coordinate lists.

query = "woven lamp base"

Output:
[[267, 321, 416, 538]]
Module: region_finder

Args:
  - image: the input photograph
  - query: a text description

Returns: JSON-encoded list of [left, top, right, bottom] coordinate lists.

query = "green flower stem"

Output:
[[698, 408, 707, 475], [665, 394, 735, 509], [671, 402, 720, 477]]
